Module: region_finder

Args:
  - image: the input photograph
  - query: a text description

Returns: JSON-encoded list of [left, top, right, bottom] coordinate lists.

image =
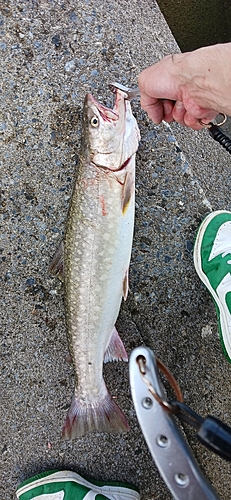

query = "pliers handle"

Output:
[[129, 347, 221, 500]]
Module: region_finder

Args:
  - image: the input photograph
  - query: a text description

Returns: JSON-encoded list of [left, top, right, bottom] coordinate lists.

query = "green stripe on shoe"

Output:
[[17, 481, 91, 500], [200, 213, 231, 292], [16, 470, 140, 500], [194, 210, 231, 361], [17, 471, 60, 492]]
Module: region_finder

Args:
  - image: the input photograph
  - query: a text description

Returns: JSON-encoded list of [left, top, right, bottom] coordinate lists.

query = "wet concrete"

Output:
[[156, 0, 231, 51], [1, 1, 231, 499]]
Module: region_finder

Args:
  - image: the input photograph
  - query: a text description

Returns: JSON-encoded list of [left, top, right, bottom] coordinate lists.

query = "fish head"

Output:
[[82, 90, 140, 171]]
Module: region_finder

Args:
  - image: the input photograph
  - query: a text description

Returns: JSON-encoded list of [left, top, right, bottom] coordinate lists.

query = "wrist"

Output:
[[176, 44, 231, 116]]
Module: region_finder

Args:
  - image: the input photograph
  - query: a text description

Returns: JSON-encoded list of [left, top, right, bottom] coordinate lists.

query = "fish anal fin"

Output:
[[62, 384, 129, 440], [49, 241, 64, 281], [104, 326, 128, 362], [122, 171, 134, 215], [123, 269, 129, 300]]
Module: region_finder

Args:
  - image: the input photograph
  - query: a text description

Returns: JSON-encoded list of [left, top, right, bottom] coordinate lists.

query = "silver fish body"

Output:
[[52, 90, 140, 439]]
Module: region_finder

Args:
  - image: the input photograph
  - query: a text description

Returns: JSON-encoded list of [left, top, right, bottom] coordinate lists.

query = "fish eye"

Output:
[[90, 115, 99, 128]]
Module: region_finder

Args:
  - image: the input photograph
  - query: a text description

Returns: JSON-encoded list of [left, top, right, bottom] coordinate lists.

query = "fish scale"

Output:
[[50, 89, 140, 439]]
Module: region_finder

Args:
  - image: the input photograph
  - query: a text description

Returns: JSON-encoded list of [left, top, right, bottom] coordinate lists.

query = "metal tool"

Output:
[[109, 82, 140, 100], [129, 347, 221, 500]]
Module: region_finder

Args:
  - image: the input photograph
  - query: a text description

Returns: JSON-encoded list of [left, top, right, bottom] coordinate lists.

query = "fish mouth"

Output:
[[84, 89, 137, 172], [86, 89, 127, 122]]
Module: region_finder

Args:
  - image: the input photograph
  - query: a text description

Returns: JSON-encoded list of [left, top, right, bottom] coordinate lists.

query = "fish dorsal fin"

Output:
[[104, 326, 128, 362], [49, 240, 64, 281]]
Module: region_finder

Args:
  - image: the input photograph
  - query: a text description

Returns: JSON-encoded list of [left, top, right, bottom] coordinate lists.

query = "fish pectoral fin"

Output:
[[104, 326, 128, 362], [123, 269, 129, 300], [49, 241, 64, 281], [122, 171, 134, 215]]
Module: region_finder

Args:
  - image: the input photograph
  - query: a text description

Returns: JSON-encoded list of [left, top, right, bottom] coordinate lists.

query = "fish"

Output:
[[50, 88, 140, 439]]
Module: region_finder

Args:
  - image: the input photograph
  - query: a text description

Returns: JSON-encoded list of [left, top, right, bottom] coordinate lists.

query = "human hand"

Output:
[[138, 44, 231, 130]]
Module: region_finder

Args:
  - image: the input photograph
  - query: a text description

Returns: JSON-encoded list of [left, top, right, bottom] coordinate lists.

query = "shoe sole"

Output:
[[194, 209, 231, 362]]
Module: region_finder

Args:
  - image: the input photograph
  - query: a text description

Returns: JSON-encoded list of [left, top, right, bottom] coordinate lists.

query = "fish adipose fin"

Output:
[[104, 326, 128, 362], [62, 385, 130, 439], [49, 241, 64, 281]]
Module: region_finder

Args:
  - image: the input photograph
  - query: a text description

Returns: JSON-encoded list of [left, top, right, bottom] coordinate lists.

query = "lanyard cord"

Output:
[[209, 123, 231, 154]]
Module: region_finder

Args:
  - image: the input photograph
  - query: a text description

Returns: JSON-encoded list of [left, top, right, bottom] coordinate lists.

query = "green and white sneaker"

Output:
[[194, 210, 231, 361], [16, 470, 140, 500]]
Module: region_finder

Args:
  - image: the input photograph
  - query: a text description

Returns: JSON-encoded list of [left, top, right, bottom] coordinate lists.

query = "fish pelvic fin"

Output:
[[123, 269, 129, 301], [49, 241, 64, 281], [104, 326, 128, 362], [62, 386, 129, 440]]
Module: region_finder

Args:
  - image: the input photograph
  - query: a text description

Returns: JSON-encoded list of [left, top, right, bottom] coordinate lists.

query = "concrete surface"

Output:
[[156, 0, 231, 51], [1, 1, 231, 499]]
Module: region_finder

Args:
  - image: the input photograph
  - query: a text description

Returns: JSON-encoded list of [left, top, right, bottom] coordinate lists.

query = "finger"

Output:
[[162, 100, 175, 122], [172, 99, 218, 130], [172, 101, 186, 124], [182, 96, 218, 123], [140, 97, 165, 124], [183, 112, 203, 130], [183, 108, 218, 130], [138, 55, 177, 101]]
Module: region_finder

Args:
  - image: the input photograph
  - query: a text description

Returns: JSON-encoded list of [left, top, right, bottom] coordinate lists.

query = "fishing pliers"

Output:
[[129, 346, 231, 500]]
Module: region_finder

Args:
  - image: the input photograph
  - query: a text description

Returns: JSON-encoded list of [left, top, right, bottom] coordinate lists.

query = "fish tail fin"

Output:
[[62, 384, 129, 440]]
